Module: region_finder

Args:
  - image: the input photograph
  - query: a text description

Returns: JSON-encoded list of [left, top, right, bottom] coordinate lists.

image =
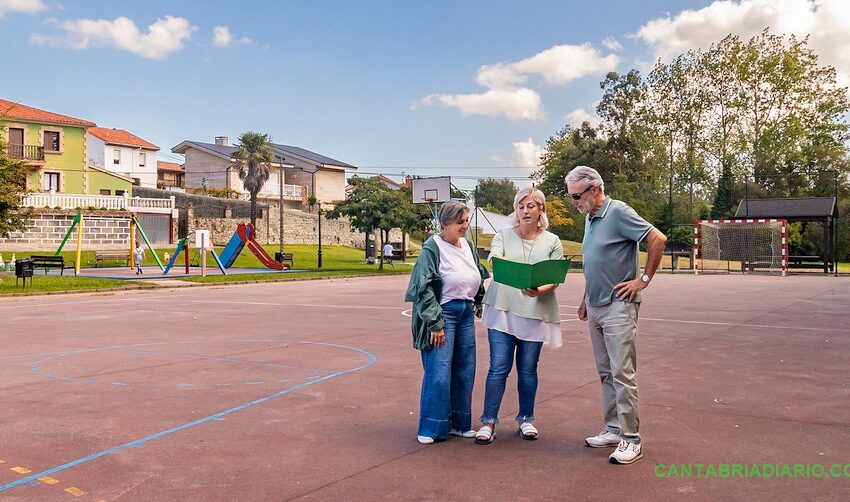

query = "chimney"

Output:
[[215, 136, 229, 146]]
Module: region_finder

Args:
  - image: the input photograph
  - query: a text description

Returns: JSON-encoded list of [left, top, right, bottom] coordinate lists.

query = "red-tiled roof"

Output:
[[157, 161, 183, 172], [89, 127, 159, 150], [0, 98, 96, 127]]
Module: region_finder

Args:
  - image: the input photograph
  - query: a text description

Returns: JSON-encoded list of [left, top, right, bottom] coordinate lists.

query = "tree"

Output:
[[231, 131, 274, 228], [475, 178, 517, 215], [0, 137, 29, 238], [326, 177, 432, 270]]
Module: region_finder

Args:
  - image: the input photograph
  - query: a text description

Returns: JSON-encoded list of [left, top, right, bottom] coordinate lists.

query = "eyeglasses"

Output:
[[568, 185, 593, 200]]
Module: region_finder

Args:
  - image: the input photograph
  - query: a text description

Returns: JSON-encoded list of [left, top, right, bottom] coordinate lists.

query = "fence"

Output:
[[21, 192, 175, 214]]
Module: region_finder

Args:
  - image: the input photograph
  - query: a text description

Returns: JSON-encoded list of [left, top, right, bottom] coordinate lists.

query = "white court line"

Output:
[[115, 298, 402, 310]]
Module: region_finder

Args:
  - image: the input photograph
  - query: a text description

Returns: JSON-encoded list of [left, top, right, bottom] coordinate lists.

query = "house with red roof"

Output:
[[156, 160, 184, 188], [1, 98, 133, 196], [87, 127, 160, 188]]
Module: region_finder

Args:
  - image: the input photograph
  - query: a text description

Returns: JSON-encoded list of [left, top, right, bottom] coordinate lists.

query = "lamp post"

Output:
[[276, 156, 286, 257], [316, 199, 323, 268]]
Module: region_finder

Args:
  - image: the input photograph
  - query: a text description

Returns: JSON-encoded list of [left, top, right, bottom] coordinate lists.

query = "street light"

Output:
[[316, 199, 323, 268], [295, 165, 323, 269], [275, 156, 287, 259]]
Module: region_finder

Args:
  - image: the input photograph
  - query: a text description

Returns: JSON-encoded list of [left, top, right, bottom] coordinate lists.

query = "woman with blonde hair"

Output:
[[475, 186, 564, 444]]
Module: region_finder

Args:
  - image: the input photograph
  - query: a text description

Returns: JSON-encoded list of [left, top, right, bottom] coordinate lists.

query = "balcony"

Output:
[[21, 192, 176, 214], [5, 144, 45, 162]]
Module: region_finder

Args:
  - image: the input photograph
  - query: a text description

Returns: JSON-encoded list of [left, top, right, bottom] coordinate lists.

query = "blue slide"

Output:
[[218, 231, 245, 268]]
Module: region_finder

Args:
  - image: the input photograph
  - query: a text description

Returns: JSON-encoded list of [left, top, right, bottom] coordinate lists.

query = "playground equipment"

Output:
[[162, 236, 227, 276], [219, 223, 289, 270], [161, 223, 289, 276], [55, 211, 164, 274]]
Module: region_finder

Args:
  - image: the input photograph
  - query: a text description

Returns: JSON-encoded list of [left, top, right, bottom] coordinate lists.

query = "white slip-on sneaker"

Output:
[[608, 439, 643, 464], [585, 430, 621, 448], [417, 435, 435, 444], [449, 429, 476, 438]]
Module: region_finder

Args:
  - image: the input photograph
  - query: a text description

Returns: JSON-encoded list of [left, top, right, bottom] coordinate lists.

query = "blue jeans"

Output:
[[480, 328, 543, 425], [418, 299, 476, 439]]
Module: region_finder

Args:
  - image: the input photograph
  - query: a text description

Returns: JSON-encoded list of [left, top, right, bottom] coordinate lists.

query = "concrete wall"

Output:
[[0, 209, 131, 251]]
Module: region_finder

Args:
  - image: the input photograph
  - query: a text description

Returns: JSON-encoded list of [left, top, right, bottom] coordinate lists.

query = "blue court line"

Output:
[[0, 341, 376, 493]]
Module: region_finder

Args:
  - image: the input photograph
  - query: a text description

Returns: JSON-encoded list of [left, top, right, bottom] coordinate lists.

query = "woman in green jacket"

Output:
[[405, 201, 489, 444]]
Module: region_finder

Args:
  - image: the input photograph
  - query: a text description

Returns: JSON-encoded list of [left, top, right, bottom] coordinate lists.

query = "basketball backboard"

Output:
[[411, 176, 451, 204]]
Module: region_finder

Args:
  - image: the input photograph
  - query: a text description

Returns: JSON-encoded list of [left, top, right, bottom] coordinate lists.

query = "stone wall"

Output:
[[0, 209, 131, 251], [186, 204, 405, 250]]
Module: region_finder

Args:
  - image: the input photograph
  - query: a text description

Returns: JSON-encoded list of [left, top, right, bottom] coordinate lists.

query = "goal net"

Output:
[[694, 219, 787, 276]]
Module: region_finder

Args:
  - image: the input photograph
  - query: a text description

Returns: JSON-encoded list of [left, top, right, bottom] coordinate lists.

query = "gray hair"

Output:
[[438, 200, 469, 228], [565, 165, 605, 193], [509, 186, 549, 230]]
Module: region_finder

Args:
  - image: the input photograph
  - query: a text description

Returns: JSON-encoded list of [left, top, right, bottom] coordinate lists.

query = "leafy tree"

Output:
[[475, 178, 517, 215], [0, 135, 29, 238], [231, 131, 274, 228], [326, 177, 432, 270]]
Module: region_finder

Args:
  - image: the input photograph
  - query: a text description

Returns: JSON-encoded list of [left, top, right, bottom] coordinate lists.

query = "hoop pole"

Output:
[[693, 220, 700, 276]]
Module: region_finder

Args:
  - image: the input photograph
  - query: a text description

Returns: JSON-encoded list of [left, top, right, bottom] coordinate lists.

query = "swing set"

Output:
[[55, 211, 164, 274]]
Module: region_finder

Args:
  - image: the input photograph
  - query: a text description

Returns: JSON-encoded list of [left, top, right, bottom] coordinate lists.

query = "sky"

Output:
[[2, 0, 849, 192]]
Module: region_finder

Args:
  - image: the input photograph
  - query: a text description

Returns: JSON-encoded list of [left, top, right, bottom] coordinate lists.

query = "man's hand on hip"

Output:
[[614, 278, 645, 303]]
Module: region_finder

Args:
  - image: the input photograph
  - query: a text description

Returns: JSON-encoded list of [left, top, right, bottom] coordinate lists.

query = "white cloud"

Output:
[[212, 26, 231, 47], [212, 26, 253, 47], [512, 138, 544, 168], [29, 15, 195, 60], [0, 0, 46, 18], [603, 36, 623, 52], [416, 43, 620, 121], [565, 107, 601, 128], [416, 88, 544, 121], [633, 0, 850, 85]]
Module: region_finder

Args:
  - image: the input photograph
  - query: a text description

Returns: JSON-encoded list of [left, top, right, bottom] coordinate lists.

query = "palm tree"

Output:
[[231, 131, 274, 228]]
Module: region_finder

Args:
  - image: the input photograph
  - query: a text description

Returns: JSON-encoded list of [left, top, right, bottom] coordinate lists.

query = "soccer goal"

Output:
[[694, 219, 788, 276]]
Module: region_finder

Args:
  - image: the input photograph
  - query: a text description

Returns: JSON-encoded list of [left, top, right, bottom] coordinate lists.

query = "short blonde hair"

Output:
[[509, 186, 549, 230]]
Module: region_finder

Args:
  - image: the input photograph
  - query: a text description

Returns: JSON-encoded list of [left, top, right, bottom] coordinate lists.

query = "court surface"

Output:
[[1, 273, 849, 501]]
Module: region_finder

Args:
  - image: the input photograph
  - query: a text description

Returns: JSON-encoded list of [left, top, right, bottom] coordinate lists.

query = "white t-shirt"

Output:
[[383, 243, 394, 257], [433, 235, 481, 304]]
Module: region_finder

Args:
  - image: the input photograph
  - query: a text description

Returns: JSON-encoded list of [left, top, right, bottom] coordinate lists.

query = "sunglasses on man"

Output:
[[569, 185, 593, 200]]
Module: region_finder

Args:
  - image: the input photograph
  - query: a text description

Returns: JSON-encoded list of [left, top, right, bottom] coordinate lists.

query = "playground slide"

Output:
[[219, 231, 246, 268], [236, 223, 288, 270]]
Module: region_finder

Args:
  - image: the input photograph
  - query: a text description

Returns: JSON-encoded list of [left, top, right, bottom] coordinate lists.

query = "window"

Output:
[[100, 189, 112, 195], [44, 131, 60, 152], [113, 149, 121, 164], [139, 152, 146, 167], [43, 172, 60, 192], [115, 190, 126, 196]]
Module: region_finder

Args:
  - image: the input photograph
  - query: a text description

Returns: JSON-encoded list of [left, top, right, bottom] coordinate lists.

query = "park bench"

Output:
[[275, 252, 294, 267], [30, 255, 76, 276], [787, 255, 823, 269], [94, 250, 130, 267]]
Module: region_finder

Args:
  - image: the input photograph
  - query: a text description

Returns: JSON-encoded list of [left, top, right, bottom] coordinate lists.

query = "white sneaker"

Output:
[[585, 430, 621, 448], [608, 439, 643, 464], [449, 429, 476, 438], [417, 435, 434, 444]]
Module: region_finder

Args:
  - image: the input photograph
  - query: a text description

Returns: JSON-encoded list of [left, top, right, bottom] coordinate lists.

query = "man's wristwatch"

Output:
[[640, 273, 651, 284]]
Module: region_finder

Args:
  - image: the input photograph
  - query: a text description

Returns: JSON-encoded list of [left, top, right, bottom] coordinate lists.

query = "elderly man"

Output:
[[566, 166, 667, 465]]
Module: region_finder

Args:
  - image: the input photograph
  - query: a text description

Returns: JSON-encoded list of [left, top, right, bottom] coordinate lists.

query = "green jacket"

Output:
[[404, 236, 490, 351]]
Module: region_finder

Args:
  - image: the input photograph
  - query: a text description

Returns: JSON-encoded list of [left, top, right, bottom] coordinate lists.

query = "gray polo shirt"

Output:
[[582, 197, 653, 307]]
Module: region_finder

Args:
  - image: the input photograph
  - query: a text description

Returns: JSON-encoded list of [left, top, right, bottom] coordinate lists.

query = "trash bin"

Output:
[[366, 235, 376, 261], [15, 258, 34, 287]]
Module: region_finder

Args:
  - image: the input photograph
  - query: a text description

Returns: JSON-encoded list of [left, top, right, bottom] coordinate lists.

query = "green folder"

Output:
[[491, 256, 571, 290]]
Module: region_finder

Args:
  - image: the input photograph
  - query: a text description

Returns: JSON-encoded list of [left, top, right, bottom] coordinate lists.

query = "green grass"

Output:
[[0, 272, 149, 294], [181, 244, 406, 283]]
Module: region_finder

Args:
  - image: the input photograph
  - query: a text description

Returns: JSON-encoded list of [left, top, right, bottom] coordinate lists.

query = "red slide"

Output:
[[236, 223, 289, 270]]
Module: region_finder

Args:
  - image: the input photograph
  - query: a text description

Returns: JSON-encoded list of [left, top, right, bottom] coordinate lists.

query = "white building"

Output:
[[87, 127, 159, 188]]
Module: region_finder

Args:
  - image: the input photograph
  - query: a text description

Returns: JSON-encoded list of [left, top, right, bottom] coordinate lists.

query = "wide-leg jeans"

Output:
[[418, 299, 476, 439]]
